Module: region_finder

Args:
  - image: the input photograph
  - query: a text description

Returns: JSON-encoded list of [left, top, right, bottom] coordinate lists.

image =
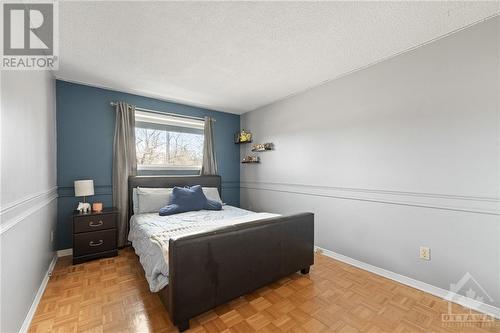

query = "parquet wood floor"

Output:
[[29, 248, 499, 332]]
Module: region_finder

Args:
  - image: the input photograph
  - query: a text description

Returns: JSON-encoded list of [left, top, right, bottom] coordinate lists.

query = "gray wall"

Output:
[[241, 17, 500, 306], [1, 70, 58, 332]]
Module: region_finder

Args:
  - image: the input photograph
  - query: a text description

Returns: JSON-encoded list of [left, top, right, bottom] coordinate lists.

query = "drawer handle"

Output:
[[89, 220, 103, 227], [89, 240, 103, 247]]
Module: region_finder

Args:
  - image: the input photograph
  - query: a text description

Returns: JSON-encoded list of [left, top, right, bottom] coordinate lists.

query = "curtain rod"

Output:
[[110, 102, 210, 122]]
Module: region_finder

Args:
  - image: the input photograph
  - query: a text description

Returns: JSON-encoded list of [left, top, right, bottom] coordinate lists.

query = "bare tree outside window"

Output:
[[136, 127, 204, 168]]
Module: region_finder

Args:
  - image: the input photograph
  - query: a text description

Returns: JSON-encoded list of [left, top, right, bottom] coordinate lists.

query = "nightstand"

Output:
[[72, 208, 119, 264]]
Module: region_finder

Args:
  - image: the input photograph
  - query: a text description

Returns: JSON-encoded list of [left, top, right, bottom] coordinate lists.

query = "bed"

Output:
[[127, 175, 314, 331]]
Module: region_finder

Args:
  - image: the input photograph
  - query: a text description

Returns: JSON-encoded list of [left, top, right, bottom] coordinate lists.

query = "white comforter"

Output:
[[128, 206, 279, 292]]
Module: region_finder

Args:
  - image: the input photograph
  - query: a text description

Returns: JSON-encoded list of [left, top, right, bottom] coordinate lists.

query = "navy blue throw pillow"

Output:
[[205, 198, 222, 211], [159, 203, 181, 216], [159, 185, 222, 216]]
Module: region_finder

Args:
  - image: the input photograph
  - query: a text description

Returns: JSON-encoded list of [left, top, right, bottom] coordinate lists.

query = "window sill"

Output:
[[137, 165, 202, 171]]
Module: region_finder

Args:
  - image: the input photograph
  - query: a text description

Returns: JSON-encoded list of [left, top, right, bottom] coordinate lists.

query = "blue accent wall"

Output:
[[56, 80, 240, 250]]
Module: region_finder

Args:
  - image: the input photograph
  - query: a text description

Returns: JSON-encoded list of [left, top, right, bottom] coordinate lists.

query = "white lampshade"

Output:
[[74, 180, 94, 197]]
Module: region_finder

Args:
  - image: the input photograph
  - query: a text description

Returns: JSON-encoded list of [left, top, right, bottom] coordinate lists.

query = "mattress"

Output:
[[128, 206, 279, 292]]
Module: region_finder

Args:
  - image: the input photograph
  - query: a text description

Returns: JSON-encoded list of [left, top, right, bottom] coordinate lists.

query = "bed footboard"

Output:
[[166, 212, 314, 330]]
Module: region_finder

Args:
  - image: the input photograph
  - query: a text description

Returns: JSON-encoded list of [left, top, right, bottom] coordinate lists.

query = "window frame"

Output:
[[134, 111, 205, 171], [137, 165, 202, 171]]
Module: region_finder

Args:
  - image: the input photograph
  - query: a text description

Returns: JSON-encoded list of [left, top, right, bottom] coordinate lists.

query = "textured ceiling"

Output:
[[56, 1, 500, 114]]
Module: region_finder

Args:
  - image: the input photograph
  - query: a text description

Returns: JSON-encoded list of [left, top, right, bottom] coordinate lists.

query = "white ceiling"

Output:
[[57, 1, 500, 114]]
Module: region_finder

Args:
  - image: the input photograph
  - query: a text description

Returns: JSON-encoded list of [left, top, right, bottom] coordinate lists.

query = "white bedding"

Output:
[[128, 206, 280, 292]]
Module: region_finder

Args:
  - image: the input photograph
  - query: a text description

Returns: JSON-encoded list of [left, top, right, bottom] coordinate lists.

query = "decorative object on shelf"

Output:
[[234, 130, 252, 144], [74, 179, 94, 213], [92, 202, 103, 212], [242, 155, 260, 163], [251, 143, 274, 152]]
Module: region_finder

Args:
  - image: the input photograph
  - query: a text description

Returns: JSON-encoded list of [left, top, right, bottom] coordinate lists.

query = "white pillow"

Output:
[[132, 188, 139, 214], [136, 187, 173, 214], [202, 187, 223, 204]]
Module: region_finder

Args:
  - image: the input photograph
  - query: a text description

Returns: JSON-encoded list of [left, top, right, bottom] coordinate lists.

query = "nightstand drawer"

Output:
[[74, 213, 116, 233], [73, 229, 116, 256]]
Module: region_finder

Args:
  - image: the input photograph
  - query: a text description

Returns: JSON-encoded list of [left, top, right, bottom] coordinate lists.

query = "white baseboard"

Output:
[[314, 246, 500, 320], [19, 254, 58, 333], [56, 248, 72, 257]]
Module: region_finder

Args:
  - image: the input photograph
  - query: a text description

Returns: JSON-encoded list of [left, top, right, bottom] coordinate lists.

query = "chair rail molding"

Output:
[[0, 187, 58, 234], [57, 180, 240, 197], [240, 181, 500, 215], [57, 184, 112, 197]]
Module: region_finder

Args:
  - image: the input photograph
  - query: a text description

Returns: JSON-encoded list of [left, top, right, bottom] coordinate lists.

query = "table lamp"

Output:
[[74, 180, 94, 213]]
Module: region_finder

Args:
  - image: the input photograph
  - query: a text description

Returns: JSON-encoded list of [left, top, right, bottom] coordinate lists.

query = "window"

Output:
[[135, 111, 204, 170]]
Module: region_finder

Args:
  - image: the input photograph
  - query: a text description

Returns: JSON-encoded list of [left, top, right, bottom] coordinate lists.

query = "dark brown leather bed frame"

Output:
[[128, 175, 314, 331]]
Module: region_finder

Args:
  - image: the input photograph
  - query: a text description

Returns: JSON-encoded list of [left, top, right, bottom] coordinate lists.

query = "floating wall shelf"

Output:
[[241, 156, 260, 164], [251, 143, 274, 152]]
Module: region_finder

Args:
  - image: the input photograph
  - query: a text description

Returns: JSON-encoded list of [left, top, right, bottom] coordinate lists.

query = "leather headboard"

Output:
[[127, 175, 222, 221]]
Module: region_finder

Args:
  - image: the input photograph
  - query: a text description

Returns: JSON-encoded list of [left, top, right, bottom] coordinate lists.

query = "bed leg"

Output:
[[300, 267, 310, 274], [177, 320, 190, 332]]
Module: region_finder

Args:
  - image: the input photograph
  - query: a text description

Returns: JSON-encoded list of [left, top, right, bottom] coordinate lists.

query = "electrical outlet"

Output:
[[419, 246, 430, 260], [50, 230, 54, 243]]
